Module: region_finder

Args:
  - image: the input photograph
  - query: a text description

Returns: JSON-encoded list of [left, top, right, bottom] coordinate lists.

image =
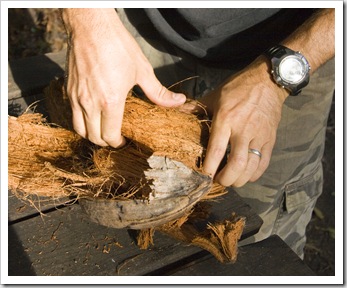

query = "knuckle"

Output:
[[77, 93, 94, 109], [208, 145, 227, 160], [100, 94, 121, 108], [259, 157, 270, 172], [230, 153, 248, 170], [247, 157, 260, 170], [78, 93, 121, 111], [215, 168, 236, 187], [217, 176, 232, 188], [216, 106, 233, 123]]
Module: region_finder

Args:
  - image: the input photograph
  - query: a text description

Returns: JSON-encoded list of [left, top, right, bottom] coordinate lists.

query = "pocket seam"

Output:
[[284, 164, 322, 213], [284, 164, 321, 193]]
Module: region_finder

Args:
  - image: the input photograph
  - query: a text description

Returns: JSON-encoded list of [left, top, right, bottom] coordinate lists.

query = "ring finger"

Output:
[[232, 142, 262, 187], [249, 141, 274, 182]]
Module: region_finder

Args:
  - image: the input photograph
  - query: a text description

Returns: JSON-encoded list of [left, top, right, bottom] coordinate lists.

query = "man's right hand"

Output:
[[61, 9, 186, 147]]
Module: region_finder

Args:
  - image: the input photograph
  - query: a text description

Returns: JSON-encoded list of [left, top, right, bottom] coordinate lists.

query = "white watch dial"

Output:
[[279, 55, 307, 84]]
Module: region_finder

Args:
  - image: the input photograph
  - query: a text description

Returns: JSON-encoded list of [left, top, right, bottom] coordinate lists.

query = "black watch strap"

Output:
[[264, 44, 310, 96], [264, 44, 289, 59]]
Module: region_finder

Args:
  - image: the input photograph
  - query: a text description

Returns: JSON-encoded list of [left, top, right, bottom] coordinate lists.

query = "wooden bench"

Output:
[[7, 50, 315, 278]]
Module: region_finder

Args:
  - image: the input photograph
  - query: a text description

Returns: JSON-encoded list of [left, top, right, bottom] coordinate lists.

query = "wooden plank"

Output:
[[223, 189, 263, 240], [7, 51, 264, 276], [8, 50, 66, 100], [8, 190, 70, 223], [168, 235, 315, 276], [8, 203, 201, 276], [8, 189, 262, 276]]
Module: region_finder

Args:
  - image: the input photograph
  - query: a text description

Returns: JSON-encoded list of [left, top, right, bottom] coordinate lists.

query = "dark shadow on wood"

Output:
[[8, 225, 36, 276], [168, 235, 316, 276], [8, 51, 66, 118], [9, 54, 65, 99]]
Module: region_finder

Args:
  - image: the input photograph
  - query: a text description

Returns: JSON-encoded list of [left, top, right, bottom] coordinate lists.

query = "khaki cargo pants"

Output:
[[118, 9, 335, 259]]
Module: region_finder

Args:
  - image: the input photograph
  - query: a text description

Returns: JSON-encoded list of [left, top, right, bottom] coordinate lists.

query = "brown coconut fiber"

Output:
[[8, 77, 245, 263]]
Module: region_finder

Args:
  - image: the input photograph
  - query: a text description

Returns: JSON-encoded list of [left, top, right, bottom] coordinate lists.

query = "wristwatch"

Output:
[[265, 45, 311, 96]]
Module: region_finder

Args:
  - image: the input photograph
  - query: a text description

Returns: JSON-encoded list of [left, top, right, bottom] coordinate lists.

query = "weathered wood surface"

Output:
[[8, 191, 314, 276], [9, 203, 196, 276], [8, 190, 71, 223], [7, 51, 315, 277], [168, 235, 315, 276], [8, 189, 262, 276]]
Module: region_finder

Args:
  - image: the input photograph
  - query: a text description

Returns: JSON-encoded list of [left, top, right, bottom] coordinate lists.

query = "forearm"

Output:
[[282, 8, 335, 73], [60, 8, 120, 34], [251, 8, 335, 103], [60, 8, 146, 79], [187, 8, 335, 186]]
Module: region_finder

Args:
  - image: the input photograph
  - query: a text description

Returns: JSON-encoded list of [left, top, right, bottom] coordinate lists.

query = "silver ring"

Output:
[[248, 148, 262, 158]]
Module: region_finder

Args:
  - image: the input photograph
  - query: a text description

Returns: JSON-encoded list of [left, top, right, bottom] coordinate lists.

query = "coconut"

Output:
[[8, 78, 245, 263]]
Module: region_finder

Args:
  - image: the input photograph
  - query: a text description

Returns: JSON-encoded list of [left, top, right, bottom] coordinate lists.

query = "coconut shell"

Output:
[[79, 155, 213, 229], [8, 78, 245, 263]]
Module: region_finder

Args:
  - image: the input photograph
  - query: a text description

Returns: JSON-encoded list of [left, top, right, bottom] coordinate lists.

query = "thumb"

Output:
[[178, 100, 207, 115], [139, 71, 186, 107]]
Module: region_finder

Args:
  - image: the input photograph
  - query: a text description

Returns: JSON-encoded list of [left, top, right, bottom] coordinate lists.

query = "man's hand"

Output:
[[61, 9, 186, 147], [184, 8, 334, 187], [198, 58, 288, 187]]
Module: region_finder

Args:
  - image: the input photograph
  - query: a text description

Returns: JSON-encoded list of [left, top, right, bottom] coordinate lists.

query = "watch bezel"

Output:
[[266, 45, 311, 96], [278, 54, 310, 85]]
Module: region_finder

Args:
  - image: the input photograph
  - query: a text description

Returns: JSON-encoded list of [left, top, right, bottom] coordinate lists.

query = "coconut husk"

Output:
[[137, 205, 245, 264], [161, 213, 245, 264], [44, 77, 208, 169], [9, 77, 211, 201], [8, 77, 245, 263]]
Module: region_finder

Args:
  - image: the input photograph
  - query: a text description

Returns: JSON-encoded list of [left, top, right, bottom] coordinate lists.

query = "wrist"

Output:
[[251, 55, 290, 103], [281, 9, 335, 72], [61, 9, 117, 31], [263, 44, 311, 97], [61, 9, 121, 44]]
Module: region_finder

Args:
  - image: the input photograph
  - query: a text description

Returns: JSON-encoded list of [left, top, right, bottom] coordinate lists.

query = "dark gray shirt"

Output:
[[142, 8, 316, 68]]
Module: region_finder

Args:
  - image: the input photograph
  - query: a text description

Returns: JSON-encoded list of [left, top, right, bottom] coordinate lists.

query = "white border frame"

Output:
[[1, 1, 344, 285]]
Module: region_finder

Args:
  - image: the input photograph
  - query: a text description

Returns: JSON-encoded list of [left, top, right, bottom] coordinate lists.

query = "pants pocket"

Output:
[[284, 164, 323, 214], [272, 163, 323, 258]]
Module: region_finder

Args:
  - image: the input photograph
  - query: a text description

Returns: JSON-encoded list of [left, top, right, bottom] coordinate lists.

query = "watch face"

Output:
[[279, 55, 309, 84]]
